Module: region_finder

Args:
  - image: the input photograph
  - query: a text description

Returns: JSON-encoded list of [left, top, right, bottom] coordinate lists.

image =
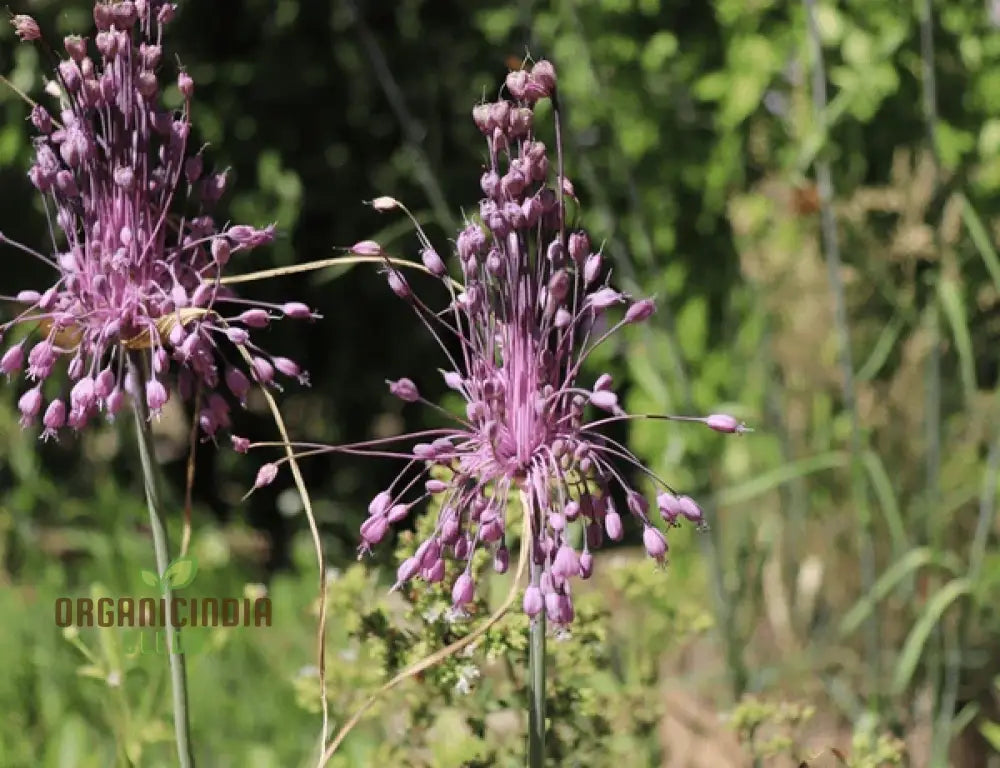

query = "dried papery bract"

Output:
[[2, 4, 317, 442], [257, 58, 748, 630]]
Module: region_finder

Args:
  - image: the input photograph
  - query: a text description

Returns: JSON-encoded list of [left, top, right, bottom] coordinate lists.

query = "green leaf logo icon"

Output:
[[162, 556, 198, 590], [140, 569, 161, 589]]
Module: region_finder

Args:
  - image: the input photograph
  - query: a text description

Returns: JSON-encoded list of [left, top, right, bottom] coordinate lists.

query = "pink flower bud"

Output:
[[523, 585, 543, 617], [360, 515, 389, 545], [18, 387, 43, 425], [386, 268, 410, 299], [239, 309, 270, 328], [106, 387, 126, 417], [388, 377, 419, 402], [442, 370, 464, 390], [42, 399, 66, 434], [282, 302, 313, 319], [494, 546, 509, 574], [387, 504, 411, 523], [657, 492, 682, 523], [350, 240, 382, 256], [584, 252, 602, 285], [177, 72, 194, 98], [255, 463, 278, 489], [594, 373, 613, 392], [552, 544, 580, 578], [231, 435, 250, 454], [273, 357, 303, 381], [368, 491, 392, 516], [146, 379, 168, 411], [421, 247, 447, 277], [95, 368, 115, 399], [604, 510, 624, 541], [678, 496, 703, 523], [251, 357, 275, 385], [423, 558, 445, 583], [625, 298, 656, 324], [643, 527, 668, 560], [1, 344, 25, 376], [425, 479, 448, 494], [579, 551, 594, 579], [588, 287, 623, 311], [211, 237, 231, 265], [530, 60, 557, 95], [12, 15, 41, 41], [225, 367, 251, 403], [371, 196, 400, 211], [452, 573, 475, 607], [396, 557, 420, 583], [153, 347, 170, 374], [704, 413, 749, 434], [589, 390, 619, 412], [70, 376, 96, 410]]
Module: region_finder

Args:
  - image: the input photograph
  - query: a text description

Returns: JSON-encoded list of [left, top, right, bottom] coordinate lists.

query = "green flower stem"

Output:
[[128, 352, 195, 768], [529, 610, 546, 767]]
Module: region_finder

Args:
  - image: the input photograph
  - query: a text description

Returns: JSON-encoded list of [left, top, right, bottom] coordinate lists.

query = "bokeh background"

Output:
[[3, 0, 1000, 765]]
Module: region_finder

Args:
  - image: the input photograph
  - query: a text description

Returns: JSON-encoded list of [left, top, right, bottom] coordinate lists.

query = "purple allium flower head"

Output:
[[259, 60, 746, 627], [1, 3, 313, 438]]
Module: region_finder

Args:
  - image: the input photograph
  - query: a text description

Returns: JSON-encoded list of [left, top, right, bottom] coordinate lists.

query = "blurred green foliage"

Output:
[[3, 0, 1000, 765]]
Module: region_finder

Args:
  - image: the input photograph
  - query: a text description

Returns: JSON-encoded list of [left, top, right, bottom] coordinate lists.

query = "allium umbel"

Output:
[[255, 60, 748, 627], [1, 4, 314, 438]]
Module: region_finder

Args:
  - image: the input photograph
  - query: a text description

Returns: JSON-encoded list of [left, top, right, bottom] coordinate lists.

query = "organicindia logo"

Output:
[[54, 556, 272, 656]]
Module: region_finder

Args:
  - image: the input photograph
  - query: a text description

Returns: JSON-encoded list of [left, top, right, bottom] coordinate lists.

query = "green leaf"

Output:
[[979, 720, 1000, 751], [861, 450, 908, 557], [960, 194, 1000, 292], [140, 569, 160, 588], [715, 451, 848, 507], [839, 548, 958, 637], [937, 278, 976, 404], [163, 556, 198, 590], [892, 578, 972, 695]]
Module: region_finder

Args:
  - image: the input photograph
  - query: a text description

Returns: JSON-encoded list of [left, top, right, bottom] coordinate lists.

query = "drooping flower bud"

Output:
[[421, 247, 447, 277], [678, 495, 703, 524], [1, 344, 25, 376], [643, 526, 668, 560], [146, 379, 169, 411], [523, 585, 543, 617], [451, 572, 475, 607], [18, 387, 43, 426], [604, 510, 624, 541]]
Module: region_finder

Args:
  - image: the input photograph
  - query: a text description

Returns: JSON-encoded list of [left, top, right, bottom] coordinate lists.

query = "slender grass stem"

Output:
[[128, 351, 195, 768], [802, 0, 879, 694]]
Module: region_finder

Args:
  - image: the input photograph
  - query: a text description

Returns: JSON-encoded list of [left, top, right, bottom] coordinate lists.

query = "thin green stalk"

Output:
[[529, 611, 546, 767], [802, 0, 879, 691], [128, 352, 195, 768], [914, 2, 951, 761], [524, 485, 546, 767]]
